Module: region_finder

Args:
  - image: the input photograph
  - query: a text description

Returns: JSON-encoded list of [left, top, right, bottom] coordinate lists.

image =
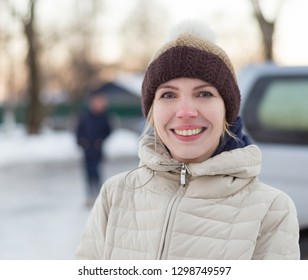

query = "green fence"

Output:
[[0, 103, 143, 125]]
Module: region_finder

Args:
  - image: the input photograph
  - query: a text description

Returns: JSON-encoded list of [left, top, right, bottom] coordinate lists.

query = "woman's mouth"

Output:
[[173, 127, 205, 136]]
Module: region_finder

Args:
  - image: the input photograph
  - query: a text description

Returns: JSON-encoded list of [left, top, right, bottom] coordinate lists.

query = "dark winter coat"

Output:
[[76, 109, 112, 160]]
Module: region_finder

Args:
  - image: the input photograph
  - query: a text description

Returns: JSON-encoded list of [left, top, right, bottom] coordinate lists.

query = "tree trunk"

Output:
[[250, 0, 276, 61], [257, 15, 274, 61], [24, 0, 42, 134]]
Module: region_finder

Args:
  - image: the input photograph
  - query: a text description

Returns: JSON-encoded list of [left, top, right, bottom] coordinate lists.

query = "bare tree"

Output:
[[249, 0, 285, 61], [3, 0, 42, 134], [120, 0, 169, 70], [23, 0, 42, 134], [56, 0, 105, 102], [1, 0, 106, 132]]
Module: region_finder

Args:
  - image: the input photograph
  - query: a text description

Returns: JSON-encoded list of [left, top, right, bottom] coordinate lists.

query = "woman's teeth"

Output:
[[174, 128, 203, 136]]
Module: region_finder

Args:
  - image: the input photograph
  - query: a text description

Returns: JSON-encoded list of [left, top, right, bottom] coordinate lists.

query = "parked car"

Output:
[[238, 63, 308, 259]]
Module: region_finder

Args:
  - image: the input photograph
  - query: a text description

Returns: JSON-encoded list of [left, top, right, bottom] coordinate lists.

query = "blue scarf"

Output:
[[211, 116, 252, 157]]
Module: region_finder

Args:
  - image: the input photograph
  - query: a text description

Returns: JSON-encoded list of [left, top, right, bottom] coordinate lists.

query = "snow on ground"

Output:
[[0, 125, 140, 168], [0, 124, 140, 259]]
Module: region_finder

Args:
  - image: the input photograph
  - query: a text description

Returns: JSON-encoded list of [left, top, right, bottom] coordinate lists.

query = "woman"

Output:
[[75, 21, 300, 259]]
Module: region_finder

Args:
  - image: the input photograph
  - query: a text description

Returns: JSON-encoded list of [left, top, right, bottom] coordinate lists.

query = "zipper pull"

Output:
[[180, 163, 187, 186]]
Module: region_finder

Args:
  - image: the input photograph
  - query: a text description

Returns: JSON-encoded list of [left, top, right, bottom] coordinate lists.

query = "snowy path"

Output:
[[0, 158, 139, 259]]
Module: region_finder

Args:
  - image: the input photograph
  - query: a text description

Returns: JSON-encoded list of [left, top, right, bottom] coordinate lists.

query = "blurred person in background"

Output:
[[75, 20, 300, 259], [76, 92, 112, 207]]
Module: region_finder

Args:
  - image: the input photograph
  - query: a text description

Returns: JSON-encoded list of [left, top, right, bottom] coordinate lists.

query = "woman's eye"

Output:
[[161, 92, 175, 99], [198, 91, 213, 97]]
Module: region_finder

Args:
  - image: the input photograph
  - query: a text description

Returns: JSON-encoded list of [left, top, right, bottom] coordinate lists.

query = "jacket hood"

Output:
[[139, 134, 261, 180]]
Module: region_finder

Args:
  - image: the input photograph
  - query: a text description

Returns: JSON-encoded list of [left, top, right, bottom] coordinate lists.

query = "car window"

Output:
[[242, 75, 308, 145], [258, 79, 308, 131]]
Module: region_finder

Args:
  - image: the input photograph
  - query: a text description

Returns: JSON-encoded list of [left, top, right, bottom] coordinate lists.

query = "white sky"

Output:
[[97, 0, 308, 65], [4, 0, 308, 66]]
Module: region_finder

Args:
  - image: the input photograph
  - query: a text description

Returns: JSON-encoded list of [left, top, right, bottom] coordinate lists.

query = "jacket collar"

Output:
[[139, 134, 261, 179], [211, 116, 252, 157]]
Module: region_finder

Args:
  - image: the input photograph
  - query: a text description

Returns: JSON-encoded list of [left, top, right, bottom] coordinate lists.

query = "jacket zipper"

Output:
[[158, 163, 188, 259], [180, 163, 187, 186]]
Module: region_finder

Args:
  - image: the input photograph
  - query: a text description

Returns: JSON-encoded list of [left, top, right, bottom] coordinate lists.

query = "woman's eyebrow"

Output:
[[193, 83, 212, 90], [157, 83, 213, 90], [157, 85, 178, 90]]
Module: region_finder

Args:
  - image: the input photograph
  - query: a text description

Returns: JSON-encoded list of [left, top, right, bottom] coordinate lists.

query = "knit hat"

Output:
[[141, 20, 240, 124]]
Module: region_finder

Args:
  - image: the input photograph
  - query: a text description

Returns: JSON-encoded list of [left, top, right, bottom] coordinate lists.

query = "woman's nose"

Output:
[[175, 98, 198, 118]]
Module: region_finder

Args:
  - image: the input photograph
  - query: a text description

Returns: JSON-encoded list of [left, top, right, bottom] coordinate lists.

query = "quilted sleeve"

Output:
[[75, 185, 109, 260], [252, 192, 300, 259]]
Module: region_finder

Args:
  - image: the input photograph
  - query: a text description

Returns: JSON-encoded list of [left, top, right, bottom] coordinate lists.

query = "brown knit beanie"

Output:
[[141, 21, 240, 124]]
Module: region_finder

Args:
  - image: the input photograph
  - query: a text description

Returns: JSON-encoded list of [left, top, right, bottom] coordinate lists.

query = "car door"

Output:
[[240, 67, 308, 258]]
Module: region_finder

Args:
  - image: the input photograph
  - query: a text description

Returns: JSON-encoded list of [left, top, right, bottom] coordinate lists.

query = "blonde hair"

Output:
[[141, 106, 154, 138]]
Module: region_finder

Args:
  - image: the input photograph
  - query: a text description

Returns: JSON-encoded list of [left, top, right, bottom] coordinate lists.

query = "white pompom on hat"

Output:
[[167, 19, 216, 43]]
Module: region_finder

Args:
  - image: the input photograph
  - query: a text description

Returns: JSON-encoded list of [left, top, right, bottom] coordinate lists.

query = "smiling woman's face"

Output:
[[152, 77, 225, 163]]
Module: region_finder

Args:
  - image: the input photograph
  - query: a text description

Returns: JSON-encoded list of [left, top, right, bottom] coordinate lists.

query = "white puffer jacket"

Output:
[[75, 135, 300, 259]]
